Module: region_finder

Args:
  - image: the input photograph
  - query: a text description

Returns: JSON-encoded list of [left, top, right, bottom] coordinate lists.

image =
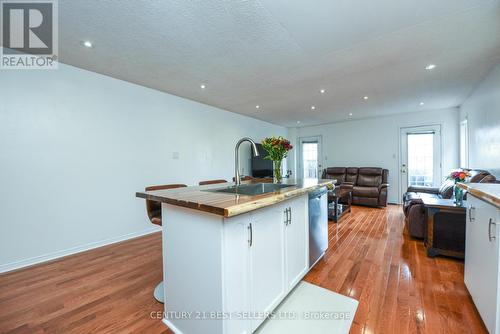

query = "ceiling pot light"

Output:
[[320, 89, 326, 94], [311, 106, 316, 110], [363, 96, 368, 100], [349, 113, 353, 117], [297, 121, 301, 124], [419, 102, 425, 106], [425, 64, 436, 70], [255, 105, 260, 109], [200, 84, 206, 89], [81, 41, 93, 48]]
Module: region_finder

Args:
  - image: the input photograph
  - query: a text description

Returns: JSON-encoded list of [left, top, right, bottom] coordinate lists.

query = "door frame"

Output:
[[398, 124, 442, 203], [297, 135, 323, 179]]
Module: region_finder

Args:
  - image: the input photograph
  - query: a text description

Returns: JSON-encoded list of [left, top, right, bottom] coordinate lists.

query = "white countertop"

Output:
[[458, 183, 500, 209]]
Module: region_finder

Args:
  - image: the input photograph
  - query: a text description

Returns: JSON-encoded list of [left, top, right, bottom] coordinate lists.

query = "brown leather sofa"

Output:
[[322, 167, 389, 207], [403, 169, 498, 238]]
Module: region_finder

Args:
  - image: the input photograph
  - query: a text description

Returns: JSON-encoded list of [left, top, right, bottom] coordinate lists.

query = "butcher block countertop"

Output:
[[458, 182, 500, 209], [136, 178, 334, 218]]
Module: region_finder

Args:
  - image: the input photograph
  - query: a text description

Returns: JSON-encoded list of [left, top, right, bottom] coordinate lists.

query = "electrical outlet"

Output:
[[172, 152, 179, 159]]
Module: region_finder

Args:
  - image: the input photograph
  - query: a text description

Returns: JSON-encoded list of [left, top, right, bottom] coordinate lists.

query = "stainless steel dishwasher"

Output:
[[308, 186, 329, 268]]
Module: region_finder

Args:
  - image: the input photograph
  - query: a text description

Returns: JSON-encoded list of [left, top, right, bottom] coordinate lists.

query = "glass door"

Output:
[[299, 136, 322, 179], [400, 125, 441, 202]]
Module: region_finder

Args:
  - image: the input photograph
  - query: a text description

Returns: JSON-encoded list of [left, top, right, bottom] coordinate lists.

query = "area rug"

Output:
[[256, 281, 359, 334]]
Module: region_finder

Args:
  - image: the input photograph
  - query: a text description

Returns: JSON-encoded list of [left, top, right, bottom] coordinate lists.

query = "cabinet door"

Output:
[[223, 214, 251, 334], [285, 195, 309, 290], [464, 196, 500, 334], [249, 206, 286, 331]]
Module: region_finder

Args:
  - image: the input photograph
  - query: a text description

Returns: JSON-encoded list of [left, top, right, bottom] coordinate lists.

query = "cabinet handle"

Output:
[[248, 223, 253, 247], [284, 208, 288, 225], [469, 206, 475, 222], [489, 219, 497, 242], [288, 207, 292, 225]]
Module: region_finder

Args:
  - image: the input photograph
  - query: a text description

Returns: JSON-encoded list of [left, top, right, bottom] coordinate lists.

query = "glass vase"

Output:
[[273, 160, 283, 183], [453, 182, 464, 206]]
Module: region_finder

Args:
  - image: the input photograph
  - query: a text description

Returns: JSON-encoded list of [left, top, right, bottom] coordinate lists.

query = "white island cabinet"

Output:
[[464, 184, 500, 334], [162, 194, 309, 334]]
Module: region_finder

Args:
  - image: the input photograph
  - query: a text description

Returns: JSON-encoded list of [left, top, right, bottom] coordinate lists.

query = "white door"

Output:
[[284, 196, 309, 290], [223, 214, 252, 334], [249, 206, 286, 331], [299, 136, 323, 179], [465, 196, 500, 334], [400, 125, 442, 202]]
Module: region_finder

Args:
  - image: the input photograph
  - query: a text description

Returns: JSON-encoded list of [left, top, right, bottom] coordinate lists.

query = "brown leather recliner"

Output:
[[403, 169, 498, 238], [322, 167, 389, 207]]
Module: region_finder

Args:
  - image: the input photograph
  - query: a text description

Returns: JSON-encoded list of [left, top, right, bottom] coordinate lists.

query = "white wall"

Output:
[[0, 63, 286, 272], [459, 63, 500, 178], [292, 108, 460, 203]]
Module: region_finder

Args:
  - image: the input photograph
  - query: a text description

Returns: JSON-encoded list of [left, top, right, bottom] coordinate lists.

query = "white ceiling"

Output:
[[57, 0, 500, 127]]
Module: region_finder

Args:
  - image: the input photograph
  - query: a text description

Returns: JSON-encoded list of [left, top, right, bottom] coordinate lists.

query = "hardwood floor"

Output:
[[0, 233, 170, 334], [304, 204, 487, 334], [0, 205, 486, 334]]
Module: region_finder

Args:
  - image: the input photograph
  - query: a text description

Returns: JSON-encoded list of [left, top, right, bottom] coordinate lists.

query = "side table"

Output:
[[422, 197, 466, 259], [328, 186, 352, 223]]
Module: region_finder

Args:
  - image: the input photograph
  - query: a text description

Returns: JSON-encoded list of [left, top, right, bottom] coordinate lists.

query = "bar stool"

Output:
[[198, 179, 227, 185], [145, 183, 187, 303]]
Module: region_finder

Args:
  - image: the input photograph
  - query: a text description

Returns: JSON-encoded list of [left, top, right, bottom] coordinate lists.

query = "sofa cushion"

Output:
[[357, 168, 383, 187], [469, 169, 492, 183], [323, 167, 346, 184], [438, 179, 454, 199], [353, 186, 379, 197], [479, 174, 498, 183], [352, 196, 378, 206], [345, 167, 358, 183]]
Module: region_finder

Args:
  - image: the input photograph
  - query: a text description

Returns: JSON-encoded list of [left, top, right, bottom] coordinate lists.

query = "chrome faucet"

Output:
[[235, 137, 260, 186]]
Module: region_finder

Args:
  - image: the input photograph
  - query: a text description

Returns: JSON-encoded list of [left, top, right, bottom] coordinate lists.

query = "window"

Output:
[[407, 133, 434, 187], [460, 119, 469, 168]]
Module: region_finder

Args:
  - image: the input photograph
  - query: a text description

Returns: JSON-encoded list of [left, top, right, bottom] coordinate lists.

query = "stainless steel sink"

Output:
[[206, 183, 296, 196]]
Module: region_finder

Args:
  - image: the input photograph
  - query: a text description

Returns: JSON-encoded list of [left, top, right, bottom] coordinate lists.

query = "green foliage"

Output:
[[261, 136, 293, 161]]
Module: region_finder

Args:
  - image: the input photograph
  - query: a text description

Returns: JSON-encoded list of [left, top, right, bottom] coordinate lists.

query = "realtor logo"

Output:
[[1, 0, 58, 69]]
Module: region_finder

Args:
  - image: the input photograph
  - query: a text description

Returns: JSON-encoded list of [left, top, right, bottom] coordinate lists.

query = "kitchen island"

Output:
[[459, 182, 500, 334], [136, 178, 334, 334]]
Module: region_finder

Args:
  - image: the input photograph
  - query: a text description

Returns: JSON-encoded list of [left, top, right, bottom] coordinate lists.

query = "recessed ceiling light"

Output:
[[419, 102, 425, 106], [349, 113, 353, 116], [320, 89, 326, 94], [363, 96, 369, 100], [255, 105, 260, 109], [297, 121, 301, 124], [311, 106, 316, 110], [425, 64, 436, 70], [200, 84, 206, 89], [82, 41, 93, 48]]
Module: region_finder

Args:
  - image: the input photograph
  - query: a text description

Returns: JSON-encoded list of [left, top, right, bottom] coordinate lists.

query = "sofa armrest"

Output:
[[378, 185, 389, 207], [379, 183, 389, 191], [406, 186, 439, 194], [339, 182, 354, 190]]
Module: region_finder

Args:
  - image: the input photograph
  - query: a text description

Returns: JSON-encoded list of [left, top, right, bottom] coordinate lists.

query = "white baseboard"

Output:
[[0, 227, 161, 274]]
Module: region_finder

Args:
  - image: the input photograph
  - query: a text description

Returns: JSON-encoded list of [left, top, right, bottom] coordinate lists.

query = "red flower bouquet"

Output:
[[447, 169, 470, 205], [261, 136, 293, 183], [448, 169, 471, 182]]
